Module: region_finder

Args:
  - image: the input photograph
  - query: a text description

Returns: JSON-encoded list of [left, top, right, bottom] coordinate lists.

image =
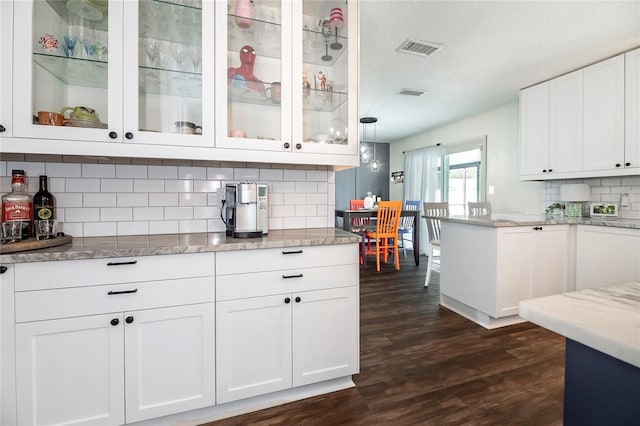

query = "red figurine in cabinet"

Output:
[[227, 45, 265, 94]]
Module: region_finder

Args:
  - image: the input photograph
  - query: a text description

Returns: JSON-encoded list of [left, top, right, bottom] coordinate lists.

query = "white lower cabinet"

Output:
[[576, 225, 640, 290], [215, 244, 360, 404], [13, 253, 216, 426]]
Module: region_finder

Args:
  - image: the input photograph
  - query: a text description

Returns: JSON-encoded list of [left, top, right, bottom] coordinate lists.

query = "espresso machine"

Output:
[[223, 183, 268, 238]]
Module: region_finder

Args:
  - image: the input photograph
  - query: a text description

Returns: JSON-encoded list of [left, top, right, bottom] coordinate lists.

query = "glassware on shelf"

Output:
[[190, 45, 202, 73], [62, 34, 78, 57], [328, 7, 343, 50], [234, 0, 255, 29], [320, 19, 333, 61], [144, 37, 160, 68], [170, 41, 186, 71]]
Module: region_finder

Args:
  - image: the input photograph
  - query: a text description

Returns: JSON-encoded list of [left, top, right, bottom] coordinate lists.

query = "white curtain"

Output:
[[403, 145, 443, 255]]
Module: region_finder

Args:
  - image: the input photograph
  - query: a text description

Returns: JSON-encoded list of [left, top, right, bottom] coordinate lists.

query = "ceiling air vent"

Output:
[[396, 38, 443, 58], [398, 88, 427, 97]]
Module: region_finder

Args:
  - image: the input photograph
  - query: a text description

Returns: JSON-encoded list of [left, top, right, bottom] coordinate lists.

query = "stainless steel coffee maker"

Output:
[[223, 183, 268, 238]]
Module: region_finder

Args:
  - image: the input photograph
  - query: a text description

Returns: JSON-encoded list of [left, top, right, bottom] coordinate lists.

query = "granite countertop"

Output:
[[0, 228, 361, 264], [519, 281, 640, 368], [425, 213, 640, 229]]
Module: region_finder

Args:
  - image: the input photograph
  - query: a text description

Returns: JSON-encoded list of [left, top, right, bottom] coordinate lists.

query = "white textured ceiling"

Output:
[[359, 0, 640, 142]]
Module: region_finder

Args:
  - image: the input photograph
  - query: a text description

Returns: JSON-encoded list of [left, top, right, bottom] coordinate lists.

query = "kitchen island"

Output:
[[519, 282, 640, 426], [1, 229, 361, 426], [429, 213, 639, 329]]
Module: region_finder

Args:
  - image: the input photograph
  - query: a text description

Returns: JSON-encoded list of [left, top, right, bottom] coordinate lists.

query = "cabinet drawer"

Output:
[[16, 276, 214, 322], [217, 264, 358, 300], [216, 244, 358, 275], [15, 253, 215, 291]]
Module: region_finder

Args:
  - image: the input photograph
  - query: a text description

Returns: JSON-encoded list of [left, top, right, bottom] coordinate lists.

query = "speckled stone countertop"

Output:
[[0, 228, 361, 264], [427, 213, 640, 229], [519, 281, 640, 368]]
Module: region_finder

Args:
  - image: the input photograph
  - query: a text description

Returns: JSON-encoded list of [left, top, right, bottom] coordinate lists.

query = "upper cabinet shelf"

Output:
[[33, 53, 108, 89]]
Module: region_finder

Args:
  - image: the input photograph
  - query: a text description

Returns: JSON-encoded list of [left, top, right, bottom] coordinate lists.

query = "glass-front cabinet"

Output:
[[12, 0, 213, 147], [215, 0, 358, 157], [0, 0, 13, 138]]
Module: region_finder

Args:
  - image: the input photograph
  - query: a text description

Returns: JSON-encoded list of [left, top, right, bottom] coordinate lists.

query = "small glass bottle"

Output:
[[34, 175, 55, 240], [2, 170, 34, 240]]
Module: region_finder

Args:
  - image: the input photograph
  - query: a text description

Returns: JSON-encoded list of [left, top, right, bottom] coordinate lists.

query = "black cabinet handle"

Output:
[[295, 143, 302, 150], [0, 124, 5, 133], [533, 226, 543, 231], [282, 250, 303, 255], [548, 169, 553, 172], [107, 260, 138, 266], [542, 169, 547, 173], [284, 297, 291, 304], [295, 296, 301, 303], [282, 274, 303, 279], [125, 316, 134, 324], [111, 318, 119, 326], [0, 266, 7, 274], [283, 142, 290, 149], [108, 131, 118, 139], [125, 132, 134, 140], [626, 162, 631, 167], [107, 289, 138, 295], [616, 163, 621, 167]]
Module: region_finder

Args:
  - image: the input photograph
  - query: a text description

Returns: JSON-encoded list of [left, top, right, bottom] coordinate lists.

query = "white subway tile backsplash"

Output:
[[116, 165, 148, 179], [234, 168, 260, 180], [84, 193, 117, 207], [621, 176, 640, 185], [46, 162, 81, 177], [67, 178, 100, 192], [101, 208, 133, 222], [101, 179, 133, 193], [165, 180, 193, 193], [66, 207, 100, 222], [149, 193, 179, 207], [83, 222, 117, 237], [165, 207, 193, 220], [149, 165, 178, 179], [82, 164, 115, 178], [134, 179, 165, 193], [1, 159, 336, 237], [133, 207, 164, 221], [117, 193, 149, 207]]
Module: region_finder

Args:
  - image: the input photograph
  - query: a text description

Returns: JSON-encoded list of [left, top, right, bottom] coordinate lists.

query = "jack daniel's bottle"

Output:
[[2, 170, 33, 240]]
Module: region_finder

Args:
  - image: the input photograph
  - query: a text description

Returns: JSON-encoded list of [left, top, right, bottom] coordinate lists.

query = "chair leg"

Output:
[[394, 239, 400, 270], [376, 239, 381, 272], [425, 246, 433, 287]]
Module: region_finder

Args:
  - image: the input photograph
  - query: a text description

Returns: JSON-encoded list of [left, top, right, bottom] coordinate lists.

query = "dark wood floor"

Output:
[[206, 254, 565, 425]]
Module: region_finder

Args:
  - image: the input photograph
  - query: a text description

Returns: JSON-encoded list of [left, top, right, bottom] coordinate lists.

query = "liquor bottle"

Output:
[[34, 175, 54, 221], [1, 170, 33, 240]]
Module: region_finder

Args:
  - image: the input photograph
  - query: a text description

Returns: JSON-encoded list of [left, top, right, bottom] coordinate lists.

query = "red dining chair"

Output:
[[349, 199, 371, 264]]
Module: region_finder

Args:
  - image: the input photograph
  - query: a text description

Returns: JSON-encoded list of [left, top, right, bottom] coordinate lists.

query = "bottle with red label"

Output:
[[2, 170, 34, 240]]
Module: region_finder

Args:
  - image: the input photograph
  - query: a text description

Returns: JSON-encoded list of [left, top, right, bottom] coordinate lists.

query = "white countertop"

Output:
[[426, 213, 640, 229], [519, 282, 640, 368]]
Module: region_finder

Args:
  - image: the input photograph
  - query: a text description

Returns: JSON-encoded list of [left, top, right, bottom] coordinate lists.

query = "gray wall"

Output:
[[336, 142, 390, 210]]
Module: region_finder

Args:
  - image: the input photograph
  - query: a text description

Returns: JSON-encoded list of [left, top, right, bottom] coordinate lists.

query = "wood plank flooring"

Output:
[[205, 254, 565, 425]]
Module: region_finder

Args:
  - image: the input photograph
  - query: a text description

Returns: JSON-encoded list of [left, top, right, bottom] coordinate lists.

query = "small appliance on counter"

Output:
[[223, 182, 268, 238]]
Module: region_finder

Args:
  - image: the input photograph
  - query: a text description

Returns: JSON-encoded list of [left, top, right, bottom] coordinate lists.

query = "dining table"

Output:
[[335, 208, 420, 266]]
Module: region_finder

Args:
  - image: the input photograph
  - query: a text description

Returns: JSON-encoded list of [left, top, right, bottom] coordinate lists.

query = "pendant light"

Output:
[[360, 117, 378, 169]]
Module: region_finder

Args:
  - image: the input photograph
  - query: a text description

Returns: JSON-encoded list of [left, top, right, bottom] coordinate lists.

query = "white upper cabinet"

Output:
[[0, 1, 13, 138], [12, 0, 213, 148], [519, 81, 550, 177], [549, 69, 583, 174], [214, 0, 359, 161], [625, 47, 640, 171], [582, 54, 625, 172]]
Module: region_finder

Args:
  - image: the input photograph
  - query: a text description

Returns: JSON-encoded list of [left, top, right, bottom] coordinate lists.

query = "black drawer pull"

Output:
[[107, 260, 138, 266], [107, 289, 138, 295], [282, 250, 303, 255], [0, 266, 7, 274], [282, 274, 303, 279]]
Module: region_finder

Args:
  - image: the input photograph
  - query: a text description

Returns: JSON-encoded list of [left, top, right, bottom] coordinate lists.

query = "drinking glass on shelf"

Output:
[[170, 41, 186, 71], [190, 45, 202, 73], [144, 37, 160, 67], [63, 34, 78, 57]]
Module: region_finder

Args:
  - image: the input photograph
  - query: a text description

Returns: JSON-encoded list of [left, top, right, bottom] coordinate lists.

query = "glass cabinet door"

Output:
[[13, 0, 123, 142], [293, 0, 357, 155], [123, 0, 213, 147], [1, 0, 13, 138], [215, 0, 290, 151]]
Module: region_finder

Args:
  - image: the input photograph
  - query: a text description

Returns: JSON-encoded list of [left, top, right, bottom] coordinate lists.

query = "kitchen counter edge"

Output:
[[425, 213, 640, 229], [0, 228, 362, 264]]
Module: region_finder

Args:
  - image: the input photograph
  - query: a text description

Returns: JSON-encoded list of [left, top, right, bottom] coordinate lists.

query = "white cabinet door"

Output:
[[0, 0, 13, 138], [576, 226, 640, 290], [496, 227, 534, 317], [216, 294, 292, 403], [16, 314, 125, 426], [292, 287, 359, 387], [582, 54, 625, 171], [0, 264, 16, 426], [549, 69, 583, 174], [625, 47, 640, 170], [125, 303, 215, 423], [519, 82, 550, 177], [532, 226, 570, 298]]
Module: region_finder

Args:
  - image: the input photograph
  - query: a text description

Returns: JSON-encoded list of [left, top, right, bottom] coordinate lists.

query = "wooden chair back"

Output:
[[375, 201, 402, 236], [349, 199, 370, 228], [423, 202, 448, 243], [468, 201, 491, 216]]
